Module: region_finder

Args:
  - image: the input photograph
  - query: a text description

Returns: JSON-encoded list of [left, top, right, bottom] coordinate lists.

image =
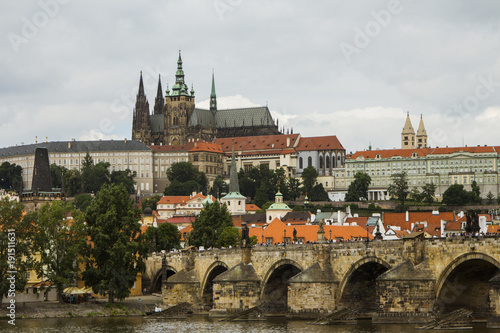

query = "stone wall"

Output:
[[163, 283, 200, 307], [212, 281, 260, 313], [288, 282, 336, 317]]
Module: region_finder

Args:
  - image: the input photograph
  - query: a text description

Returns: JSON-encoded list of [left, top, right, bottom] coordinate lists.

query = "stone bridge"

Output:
[[144, 237, 500, 323]]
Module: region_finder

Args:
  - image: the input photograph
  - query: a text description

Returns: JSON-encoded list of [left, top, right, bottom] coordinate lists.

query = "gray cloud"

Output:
[[1, 0, 499, 152]]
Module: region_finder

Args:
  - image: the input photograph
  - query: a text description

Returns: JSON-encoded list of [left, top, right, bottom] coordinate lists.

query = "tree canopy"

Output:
[[0, 199, 33, 302], [50, 164, 67, 189], [189, 201, 234, 248], [345, 172, 371, 201], [82, 184, 148, 303], [0, 162, 22, 193], [164, 162, 207, 195], [144, 222, 180, 253], [31, 201, 86, 301], [388, 172, 409, 210], [301, 166, 318, 195]]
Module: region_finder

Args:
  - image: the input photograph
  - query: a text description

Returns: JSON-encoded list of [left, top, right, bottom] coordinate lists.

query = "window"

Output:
[[308, 156, 312, 167], [319, 156, 323, 168]]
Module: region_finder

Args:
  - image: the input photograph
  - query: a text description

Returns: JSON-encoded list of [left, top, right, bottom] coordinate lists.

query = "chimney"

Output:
[[68, 142, 71, 149], [405, 211, 409, 222]]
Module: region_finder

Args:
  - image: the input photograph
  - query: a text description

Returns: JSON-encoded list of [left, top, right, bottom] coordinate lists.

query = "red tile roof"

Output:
[[245, 204, 260, 211], [158, 196, 191, 205], [350, 145, 498, 160], [248, 218, 373, 243], [166, 216, 196, 224], [215, 134, 300, 153], [188, 142, 223, 153], [295, 136, 344, 151], [487, 225, 500, 234], [179, 225, 192, 241]]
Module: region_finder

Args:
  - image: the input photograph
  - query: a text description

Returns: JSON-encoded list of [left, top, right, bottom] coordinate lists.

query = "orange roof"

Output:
[[350, 148, 434, 159], [444, 221, 462, 231], [248, 218, 373, 244], [166, 216, 196, 224], [384, 211, 454, 232], [350, 145, 498, 160], [487, 225, 500, 234], [215, 134, 299, 153], [158, 196, 191, 205], [295, 136, 344, 151], [188, 142, 223, 153], [345, 216, 369, 227], [179, 225, 193, 241], [245, 204, 260, 211]]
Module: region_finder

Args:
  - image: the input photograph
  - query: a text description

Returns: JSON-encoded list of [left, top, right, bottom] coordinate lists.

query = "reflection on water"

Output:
[[1, 316, 497, 333]]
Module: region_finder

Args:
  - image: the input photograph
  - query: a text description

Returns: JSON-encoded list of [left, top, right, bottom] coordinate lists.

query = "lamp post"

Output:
[[329, 229, 332, 243], [284, 229, 287, 246]]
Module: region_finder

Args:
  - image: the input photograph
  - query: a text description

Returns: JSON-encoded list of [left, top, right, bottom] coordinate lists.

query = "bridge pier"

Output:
[[488, 275, 500, 328], [374, 259, 435, 323]]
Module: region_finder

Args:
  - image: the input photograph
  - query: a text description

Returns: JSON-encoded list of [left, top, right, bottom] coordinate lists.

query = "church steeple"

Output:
[[138, 71, 145, 97], [210, 70, 217, 114], [416, 114, 427, 148], [154, 74, 164, 115], [229, 141, 239, 194], [401, 112, 415, 149], [171, 50, 189, 96]]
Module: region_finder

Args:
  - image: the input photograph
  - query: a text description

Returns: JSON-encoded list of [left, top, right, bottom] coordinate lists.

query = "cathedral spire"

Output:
[[401, 112, 415, 149], [154, 74, 164, 115], [172, 50, 189, 96], [138, 71, 145, 97], [210, 69, 217, 114], [416, 114, 428, 148], [229, 140, 239, 194]]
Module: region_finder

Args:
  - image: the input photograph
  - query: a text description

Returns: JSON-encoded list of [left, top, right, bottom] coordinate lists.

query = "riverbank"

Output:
[[0, 295, 161, 319]]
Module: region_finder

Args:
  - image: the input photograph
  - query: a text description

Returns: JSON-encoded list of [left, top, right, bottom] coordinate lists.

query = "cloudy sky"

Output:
[[2, 1, 500, 153]]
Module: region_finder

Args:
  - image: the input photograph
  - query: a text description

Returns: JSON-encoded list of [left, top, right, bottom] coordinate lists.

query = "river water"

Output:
[[2, 316, 499, 333]]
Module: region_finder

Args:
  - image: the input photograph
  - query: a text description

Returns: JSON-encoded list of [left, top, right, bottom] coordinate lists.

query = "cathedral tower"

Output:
[[132, 72, 152, 143], [210, 70, 217, 114], [163, 51, 196, 145], [153, 74, 164, 115], [401, 112, 415, 149]]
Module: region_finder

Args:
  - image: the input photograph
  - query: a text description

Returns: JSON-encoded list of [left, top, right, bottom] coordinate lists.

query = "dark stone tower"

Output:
[[132, 71, 152, 143], [154, 74, 164, 115], [210, 70, 217, 114], [31, 147, 52, 192]]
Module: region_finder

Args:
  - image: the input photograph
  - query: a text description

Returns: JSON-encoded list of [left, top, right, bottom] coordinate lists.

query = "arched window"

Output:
[[308, 156, 312, 167], [299, 157, 303, 169], [173, 117, 179, 126], [319, 156, 323, 169], [332, 155, 336, 168], [326, 155, 330, 169]]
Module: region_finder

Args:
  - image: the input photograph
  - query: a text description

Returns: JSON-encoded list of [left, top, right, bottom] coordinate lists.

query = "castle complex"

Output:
[[132, 52, 280, 146]]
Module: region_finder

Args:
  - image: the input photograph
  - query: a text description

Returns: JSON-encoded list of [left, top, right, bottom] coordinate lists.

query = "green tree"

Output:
[[469, 180, 482, 204], [345, 172, 371, 201], [141, 194, 161, 211], [310, 183, 329, 202], [83, 162, 111, 194], [286, 177, 301, 201], [409, 188, 422, 202], [254, 182, 270, 208], [486, 191, 495, 204], [145, 222, 180, 252], [0, 162, 23, 193], [210, 175, 227, 199], [82, 184, 148, 303], [421, 183, 437, 204], [110, 169, 136, 194], [218, 226, 240, 248], [164, 162, 207, 195], [74, 193, 93, 212], [442, 184, 469, 206], [301, 166, 318, 195], [63, 169, 82, 196], [388, 172, 409, 209], [50, 164, 67, 189], [189, 201, 233, 248], [32, 201, 86, 302], [0, 199, 33, 302]]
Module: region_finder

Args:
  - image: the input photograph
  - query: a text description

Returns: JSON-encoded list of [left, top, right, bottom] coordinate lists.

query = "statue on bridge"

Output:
[[293, 228, 297, 243], [465, 211, 480, 235], [241, 223, 250, 248]]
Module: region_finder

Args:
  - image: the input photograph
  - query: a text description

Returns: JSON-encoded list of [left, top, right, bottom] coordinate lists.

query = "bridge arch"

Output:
[[200, 261, 229, 309], [149, 265, 178, 294], [338, 256, 391, 313], [260, 259, 303, 312], [435, 252, 500, 316]]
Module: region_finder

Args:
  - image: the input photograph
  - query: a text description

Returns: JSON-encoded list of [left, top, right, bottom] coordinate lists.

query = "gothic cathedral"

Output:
[[132, 52, 281, 145]]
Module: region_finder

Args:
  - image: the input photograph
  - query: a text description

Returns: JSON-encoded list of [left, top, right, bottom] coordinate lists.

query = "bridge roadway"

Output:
[[144, 236, 500, 323]]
